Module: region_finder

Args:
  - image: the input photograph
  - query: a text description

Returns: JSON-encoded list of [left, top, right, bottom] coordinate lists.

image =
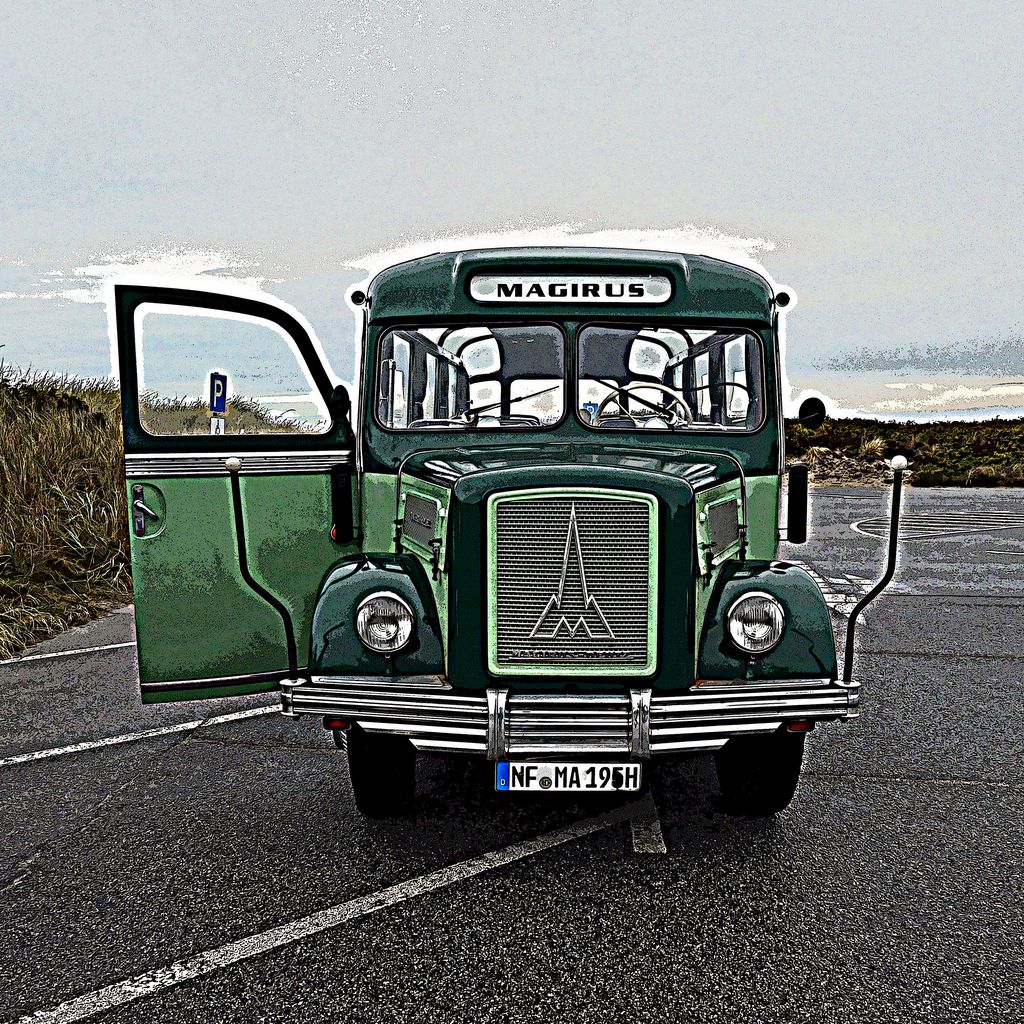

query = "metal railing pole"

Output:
[[842, 457, 907, 683]]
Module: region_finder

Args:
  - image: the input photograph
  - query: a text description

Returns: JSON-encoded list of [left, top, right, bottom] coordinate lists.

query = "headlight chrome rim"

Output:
[[355, 590, 415, 654], [726, 591, 785, 655]]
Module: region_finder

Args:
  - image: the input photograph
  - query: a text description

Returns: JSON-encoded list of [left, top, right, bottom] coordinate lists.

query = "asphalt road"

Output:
[[1, 486, 1021, 1023]]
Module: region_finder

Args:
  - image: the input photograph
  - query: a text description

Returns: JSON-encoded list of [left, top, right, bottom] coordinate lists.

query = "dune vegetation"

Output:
[[786, 416, 1024, 487]]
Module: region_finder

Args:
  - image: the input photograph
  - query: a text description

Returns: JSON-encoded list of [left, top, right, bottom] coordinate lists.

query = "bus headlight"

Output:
[[355, 591, 415, 653], [726, 592, 785, 655]]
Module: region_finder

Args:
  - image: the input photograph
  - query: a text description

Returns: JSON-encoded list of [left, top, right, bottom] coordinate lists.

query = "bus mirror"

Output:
[[787, 463, 809, 544], [328, 384, 351, 424], [796, 396, 827, 429]]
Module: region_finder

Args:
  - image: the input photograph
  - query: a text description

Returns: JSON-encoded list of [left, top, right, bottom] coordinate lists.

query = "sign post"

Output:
[[209, 372, 227, 434]]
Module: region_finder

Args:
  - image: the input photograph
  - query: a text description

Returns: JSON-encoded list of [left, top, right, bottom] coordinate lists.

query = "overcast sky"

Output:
[[2, 0, 1022, 414]]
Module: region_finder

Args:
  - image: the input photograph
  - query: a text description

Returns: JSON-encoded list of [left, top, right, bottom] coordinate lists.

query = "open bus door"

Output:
[[113, 285, 358, 702]]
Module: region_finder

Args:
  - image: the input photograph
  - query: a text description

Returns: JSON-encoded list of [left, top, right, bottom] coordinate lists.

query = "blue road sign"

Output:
[[209, 373, 228, 415]]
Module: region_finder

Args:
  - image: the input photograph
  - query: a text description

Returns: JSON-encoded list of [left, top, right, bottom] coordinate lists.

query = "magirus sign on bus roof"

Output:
[[469, 273, 673, 304]]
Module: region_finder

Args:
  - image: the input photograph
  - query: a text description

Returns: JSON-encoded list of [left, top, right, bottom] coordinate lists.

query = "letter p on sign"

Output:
[[209, 372, 228, 415]]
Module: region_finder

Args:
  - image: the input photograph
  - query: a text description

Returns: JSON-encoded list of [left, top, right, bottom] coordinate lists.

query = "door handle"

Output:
[[132, 485, 161, 537]]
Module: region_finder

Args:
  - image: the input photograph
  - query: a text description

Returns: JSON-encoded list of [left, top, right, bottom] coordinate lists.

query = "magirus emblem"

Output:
[[529, 503, 615, 639]]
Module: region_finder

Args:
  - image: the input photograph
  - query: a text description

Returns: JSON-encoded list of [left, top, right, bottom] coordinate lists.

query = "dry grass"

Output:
[[0, 364, 130, 658], [141, 395, 303, 435], [804, 446, 833, 467], [858, 436, 887, 459]]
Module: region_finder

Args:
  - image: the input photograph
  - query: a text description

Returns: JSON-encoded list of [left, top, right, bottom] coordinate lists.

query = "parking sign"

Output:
[[209, 372, 227, 415]]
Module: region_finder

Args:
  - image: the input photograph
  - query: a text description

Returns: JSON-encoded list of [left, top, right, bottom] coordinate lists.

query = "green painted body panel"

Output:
[[358, 471, 452, 671], [142, 678, 281, 705], [359, 472, 397, 553], [688, 475, 790, 684], [691, 480, 741, 678], [745, 474, 782, 561], [399, 477, 452, 572], [131, 474, 358, 701], [369, 249, 772, 323], [399, 477, 452, 652], [130, 476, 277, 688]]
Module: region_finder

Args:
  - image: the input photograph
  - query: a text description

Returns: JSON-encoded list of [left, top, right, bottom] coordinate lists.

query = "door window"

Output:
[[134, 305, 330, 435]]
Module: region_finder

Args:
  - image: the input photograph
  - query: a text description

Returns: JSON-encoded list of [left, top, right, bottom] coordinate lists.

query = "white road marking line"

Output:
[[0, 642, 135, 668], [13, 804, 636, 1024], [851, 511, 1024, 540], [0, 706, 278, 769], [629, 791, 667, 854]]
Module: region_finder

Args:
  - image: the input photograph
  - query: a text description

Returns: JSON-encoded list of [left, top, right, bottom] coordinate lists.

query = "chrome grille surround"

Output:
[[487, 488, 658, 676]]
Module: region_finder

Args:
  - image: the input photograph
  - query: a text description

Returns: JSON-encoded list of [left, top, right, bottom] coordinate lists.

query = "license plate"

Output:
[[495, 761, 641, 793]]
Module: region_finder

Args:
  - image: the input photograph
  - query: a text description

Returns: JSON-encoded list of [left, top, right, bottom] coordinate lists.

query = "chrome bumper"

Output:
[[280, 676, 860, 758]]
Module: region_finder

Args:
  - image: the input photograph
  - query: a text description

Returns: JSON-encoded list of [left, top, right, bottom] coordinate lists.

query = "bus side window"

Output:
[[379, 335, 411, 428], [694, 352, 711, 419], [723, 338, 749, 422], [423, 353, 438, 420]]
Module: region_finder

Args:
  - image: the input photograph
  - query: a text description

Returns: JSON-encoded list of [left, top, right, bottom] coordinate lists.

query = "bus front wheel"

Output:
[[344, 725, 416, 818], [714, 729, 805, 817]]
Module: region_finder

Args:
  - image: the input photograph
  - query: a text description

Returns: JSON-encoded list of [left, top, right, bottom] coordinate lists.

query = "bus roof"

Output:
[[366, 247, 775, 322]]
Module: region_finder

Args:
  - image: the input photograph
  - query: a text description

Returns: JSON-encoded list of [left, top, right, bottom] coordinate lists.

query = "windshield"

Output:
[[577, 325, 764, 431], [376, 324, 565, 430]]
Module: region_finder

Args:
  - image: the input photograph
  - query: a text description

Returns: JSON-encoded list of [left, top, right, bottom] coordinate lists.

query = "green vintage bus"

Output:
[[115, 247, 862, 817]]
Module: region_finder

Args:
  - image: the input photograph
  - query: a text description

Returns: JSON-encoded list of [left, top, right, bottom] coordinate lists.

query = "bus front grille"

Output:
[[488, 489, 657, 676]]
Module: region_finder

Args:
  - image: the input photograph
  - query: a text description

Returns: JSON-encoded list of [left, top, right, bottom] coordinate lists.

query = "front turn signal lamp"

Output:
[[355, 591, 415, 653], [726, 592, 785, 655]]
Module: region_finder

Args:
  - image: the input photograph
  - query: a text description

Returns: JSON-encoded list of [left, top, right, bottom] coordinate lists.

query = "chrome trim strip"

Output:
[[309, 674, 450, 690], [689, 678, 838, 691], [141, 670, 293, 693], [359, 720, 486, 738], [650, 738, 733, 753], [651, 696, 849, 715], [127, 449, 350, 459], [510, 693, 635, 704], [125, 450, 354, 477], [653, 720, 785, 738], [412, 738, 489, 754]]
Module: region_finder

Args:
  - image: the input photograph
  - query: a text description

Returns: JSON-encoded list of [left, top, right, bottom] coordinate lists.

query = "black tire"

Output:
[[345, 725, 417, 819], [714, 729, 805, 817]]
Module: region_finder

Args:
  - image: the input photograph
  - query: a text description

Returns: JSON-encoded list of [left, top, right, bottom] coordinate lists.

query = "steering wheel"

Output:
[[594, 382, 694, 426]]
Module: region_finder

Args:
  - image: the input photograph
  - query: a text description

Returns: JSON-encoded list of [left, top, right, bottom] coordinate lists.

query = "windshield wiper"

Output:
[[461, 384, 560, 422]]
